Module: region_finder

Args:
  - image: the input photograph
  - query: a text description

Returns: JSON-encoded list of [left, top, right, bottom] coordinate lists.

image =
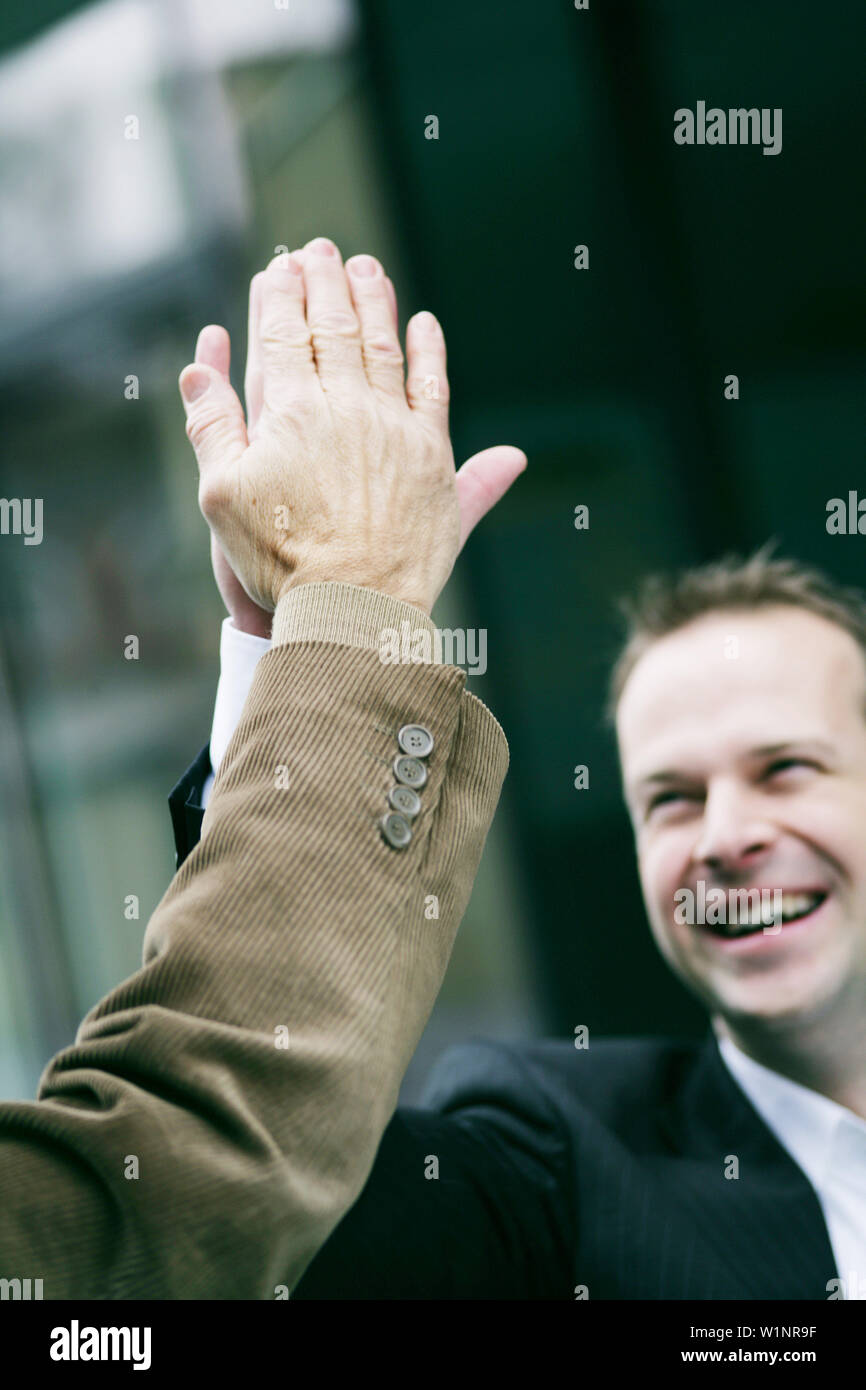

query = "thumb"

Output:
[[179, 365, 248, 477], [455, 445, 527, 550]]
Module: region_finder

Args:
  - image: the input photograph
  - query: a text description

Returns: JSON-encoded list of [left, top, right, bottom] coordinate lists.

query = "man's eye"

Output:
[[647, 790, 691, 816], [766, 758, 816, 778]]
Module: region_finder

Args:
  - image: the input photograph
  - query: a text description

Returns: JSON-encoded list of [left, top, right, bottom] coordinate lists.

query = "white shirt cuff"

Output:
[[201, 619, 272, 808]]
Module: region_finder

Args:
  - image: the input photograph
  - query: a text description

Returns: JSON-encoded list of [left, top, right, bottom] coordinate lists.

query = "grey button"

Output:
[[397, 724, 434, 758], [381, 812, 412, 849], [393, 755, 428, 790], [389, 784, 422, 818]]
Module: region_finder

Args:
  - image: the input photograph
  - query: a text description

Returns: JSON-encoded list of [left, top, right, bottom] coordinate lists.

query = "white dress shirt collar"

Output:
[[717, 1033, 866, 1196]]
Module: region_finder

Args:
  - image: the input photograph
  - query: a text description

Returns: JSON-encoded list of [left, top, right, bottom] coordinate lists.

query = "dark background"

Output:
[[0, 0, 862, 1099]]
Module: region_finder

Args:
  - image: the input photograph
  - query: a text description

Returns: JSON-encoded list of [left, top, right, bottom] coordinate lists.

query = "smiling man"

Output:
[[615, 566, 866, 1129]]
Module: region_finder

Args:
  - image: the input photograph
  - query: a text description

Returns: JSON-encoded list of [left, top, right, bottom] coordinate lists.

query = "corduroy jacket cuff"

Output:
[[271, 582, 441, 660]]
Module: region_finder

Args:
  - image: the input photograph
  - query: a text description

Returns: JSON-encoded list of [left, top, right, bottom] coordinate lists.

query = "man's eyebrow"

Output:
[[749, 739, 836, 759], [632, 769, 697, 791]]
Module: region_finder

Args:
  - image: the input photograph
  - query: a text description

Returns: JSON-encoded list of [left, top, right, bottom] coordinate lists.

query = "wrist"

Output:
[[228, 609, 272, 640]]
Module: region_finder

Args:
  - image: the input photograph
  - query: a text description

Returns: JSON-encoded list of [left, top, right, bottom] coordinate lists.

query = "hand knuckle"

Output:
[[185, 412, 213, 448], [260, 321, 312, 357], [310, 310, 360, 339], [364, 334, 403, 365], [185, 400, 225, 448]]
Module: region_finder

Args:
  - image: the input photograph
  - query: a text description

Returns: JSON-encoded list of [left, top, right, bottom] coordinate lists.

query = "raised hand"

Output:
[[180, 239, 526, 617]]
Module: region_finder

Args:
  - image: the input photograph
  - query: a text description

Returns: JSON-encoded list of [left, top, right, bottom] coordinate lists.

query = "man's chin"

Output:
[[672, 953, 841, 1032], [699, 967, 849, 1036]]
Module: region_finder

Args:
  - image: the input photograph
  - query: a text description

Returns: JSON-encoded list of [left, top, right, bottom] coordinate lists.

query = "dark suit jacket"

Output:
[[171, 748, 839, 1300]]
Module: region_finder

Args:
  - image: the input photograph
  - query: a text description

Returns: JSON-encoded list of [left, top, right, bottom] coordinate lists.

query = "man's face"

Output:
[[617, 606, 866, 1033]]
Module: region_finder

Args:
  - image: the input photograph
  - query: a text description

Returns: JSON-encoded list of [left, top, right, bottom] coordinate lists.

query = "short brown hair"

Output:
[[608, 546, 866, 721]]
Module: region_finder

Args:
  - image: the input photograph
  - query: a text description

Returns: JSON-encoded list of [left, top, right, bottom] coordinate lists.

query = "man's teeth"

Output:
[[709, 891, 824, 937], [779, 892, 823, 922]]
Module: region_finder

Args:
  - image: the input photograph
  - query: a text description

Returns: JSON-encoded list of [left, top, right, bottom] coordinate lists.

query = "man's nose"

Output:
[[691, 781, 776, 874]]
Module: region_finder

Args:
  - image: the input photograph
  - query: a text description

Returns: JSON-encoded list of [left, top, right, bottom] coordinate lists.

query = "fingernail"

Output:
[[414, 311, 440, 335], [346, 255, 379, 278], [306, 237, 338, 257], [181, 370, 209, 403]]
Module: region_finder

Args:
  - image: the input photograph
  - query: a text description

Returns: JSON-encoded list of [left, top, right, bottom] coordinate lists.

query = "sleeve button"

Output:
[[388, 785, 422, 818], [397, 724, 434, 758], [393, 755, 428, 789], [381, 812, 412, 849]]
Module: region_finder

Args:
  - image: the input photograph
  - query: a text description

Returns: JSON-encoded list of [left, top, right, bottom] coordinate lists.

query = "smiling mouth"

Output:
[[702, 891, 828, 940]]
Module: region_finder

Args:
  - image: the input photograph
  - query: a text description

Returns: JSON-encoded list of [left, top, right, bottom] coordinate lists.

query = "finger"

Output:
[[345, 254, 407, 405], [244, 272, 265, 437], [301, 237, 366, 392], [405, 311, 449, 426], [455, 445, 527, 550], [195, 324, 230, 378], [258, 251, 318, 411], [179, 363, 248, 478], [385, 276, 398, 330]]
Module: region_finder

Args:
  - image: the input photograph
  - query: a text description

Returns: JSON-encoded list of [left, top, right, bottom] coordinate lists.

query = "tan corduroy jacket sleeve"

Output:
[[0, 584, 508, 1299]]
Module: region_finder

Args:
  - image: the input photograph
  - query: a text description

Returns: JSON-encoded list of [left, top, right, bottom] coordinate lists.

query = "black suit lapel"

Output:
[[168, 743, 210, 869], [658, 1032, 837, 1298]]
